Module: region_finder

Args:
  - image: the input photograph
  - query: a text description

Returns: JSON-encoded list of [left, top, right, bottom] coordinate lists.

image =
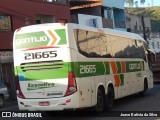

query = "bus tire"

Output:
[[94, 89, 105, 113], [140, 80, 148, 96], [104, 87, 114, 110]]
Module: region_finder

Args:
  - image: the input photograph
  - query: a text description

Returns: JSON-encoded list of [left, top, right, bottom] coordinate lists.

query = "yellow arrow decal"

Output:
[[48, 30, 57, 46]]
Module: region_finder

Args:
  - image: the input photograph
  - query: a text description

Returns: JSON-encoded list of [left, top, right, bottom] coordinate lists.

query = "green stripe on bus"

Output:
[[126, 61, 144, 72], [16, 62, 69, 81], [120, 74, 124, 86], [15, 61, 144, 81], [75, 62, 107, 77], [116, 62, 122, 73], [104, 62, 110, 74]]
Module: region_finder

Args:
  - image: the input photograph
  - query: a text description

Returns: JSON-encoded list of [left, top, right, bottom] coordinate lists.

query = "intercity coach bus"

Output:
[[13, 23, 153, 112]]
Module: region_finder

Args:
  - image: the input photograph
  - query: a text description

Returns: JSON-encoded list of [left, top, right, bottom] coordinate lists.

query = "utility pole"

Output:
[[141, 15, 147, 41]]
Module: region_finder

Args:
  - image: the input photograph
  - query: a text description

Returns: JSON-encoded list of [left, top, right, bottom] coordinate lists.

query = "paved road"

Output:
[[1, 84, 160, 120], [111, 84, 160, 111]]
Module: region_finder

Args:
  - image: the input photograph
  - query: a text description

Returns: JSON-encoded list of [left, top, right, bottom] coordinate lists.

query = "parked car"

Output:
[[0, 81, 9, 108]]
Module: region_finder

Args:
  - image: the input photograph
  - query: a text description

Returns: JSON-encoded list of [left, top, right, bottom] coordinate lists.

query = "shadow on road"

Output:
[[46, 84, 160, 117]]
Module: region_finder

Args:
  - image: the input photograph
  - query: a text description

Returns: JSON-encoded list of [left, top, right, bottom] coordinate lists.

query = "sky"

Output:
[[125, 0, 160, 7], [143, 0, 160, 7]]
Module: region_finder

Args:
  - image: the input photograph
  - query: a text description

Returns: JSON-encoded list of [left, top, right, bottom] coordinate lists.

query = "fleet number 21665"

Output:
[[80, 65, 96, 74], [24, 51, 57, 60]]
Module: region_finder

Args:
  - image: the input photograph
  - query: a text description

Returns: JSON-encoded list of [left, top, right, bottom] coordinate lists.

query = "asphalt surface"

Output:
[[1, 84, 160, 120]]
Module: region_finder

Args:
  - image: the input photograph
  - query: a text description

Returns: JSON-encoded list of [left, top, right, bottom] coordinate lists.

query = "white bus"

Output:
[[13, 23, 153, 112]]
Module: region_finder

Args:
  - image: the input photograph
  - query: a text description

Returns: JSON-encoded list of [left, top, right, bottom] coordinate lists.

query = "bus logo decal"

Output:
[[110, 61, 125, 86], [110, 61, 144, 87], [15, 29, 66, 49], [46, 30, 60, 46], [27, 82, 55, 91]]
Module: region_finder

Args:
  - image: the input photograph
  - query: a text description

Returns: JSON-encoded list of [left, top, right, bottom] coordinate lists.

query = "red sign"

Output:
[[39, 101, 50, 106]]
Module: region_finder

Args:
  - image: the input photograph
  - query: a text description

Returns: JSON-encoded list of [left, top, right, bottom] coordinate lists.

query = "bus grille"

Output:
[[20, 60, 64, 72]]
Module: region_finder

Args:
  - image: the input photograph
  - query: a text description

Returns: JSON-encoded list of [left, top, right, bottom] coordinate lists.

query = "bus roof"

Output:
[[103, 28, 145, 42], [68, 23, 146, 43], [16, 23, 146, 43]]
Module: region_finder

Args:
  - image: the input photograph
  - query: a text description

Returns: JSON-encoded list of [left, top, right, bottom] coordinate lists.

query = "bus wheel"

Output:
[[104, 87, 114, 110], [140, 80, 148, 96], [94, 89, 104, 113]]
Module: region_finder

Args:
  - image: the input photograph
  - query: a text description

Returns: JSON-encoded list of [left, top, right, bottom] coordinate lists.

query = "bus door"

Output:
[[121, 73, 130, 97], [77, 61, 92, 107]]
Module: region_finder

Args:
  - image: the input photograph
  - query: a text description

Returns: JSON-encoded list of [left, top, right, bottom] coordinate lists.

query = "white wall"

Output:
[[103, 0, 125, 9], [148, 33, 160, 53], [125, 13, 160, 52], [126, 13, 151, 32], [78, 14, 103, 28]]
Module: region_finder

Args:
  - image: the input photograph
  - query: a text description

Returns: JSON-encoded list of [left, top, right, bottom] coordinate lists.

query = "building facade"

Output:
[[126, 13, 160, 82], [0, 0, 70, 100], [126, 13, 160, 52], [70, 0, 126, 30]]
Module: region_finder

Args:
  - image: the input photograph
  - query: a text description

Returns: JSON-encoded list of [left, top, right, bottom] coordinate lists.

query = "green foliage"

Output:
[[125, 0, 146, 7], [125, 0, 134, 7], [135, 1, 139, 8], [140, 0, 145, 5]]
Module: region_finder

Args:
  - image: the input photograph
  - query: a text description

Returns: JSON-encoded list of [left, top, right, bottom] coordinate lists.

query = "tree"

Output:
[[140, 0, 145, 7], [125, 0, 134, 7], [135, 1, 139, 7]]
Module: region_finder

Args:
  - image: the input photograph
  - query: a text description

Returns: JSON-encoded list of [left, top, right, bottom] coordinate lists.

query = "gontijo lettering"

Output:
[[129, 63, 141, 70], [16, 36, 48, 44]]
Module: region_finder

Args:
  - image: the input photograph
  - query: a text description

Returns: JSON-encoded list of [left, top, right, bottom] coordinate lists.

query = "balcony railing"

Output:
[[70, 0, 100, 2], [102, 18, 113, 29], [114, 19, 126, 28]]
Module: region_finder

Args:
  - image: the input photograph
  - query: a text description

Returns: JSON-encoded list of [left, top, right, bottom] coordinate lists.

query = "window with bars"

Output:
[[35, 14, 55, 24], [74, 29, 146, 58]]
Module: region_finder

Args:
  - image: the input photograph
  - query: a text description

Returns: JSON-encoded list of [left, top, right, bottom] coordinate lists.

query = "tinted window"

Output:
[[74, 29, 145, 58]]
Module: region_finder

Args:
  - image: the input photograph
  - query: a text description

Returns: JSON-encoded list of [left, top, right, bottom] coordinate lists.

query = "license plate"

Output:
[[39, 101, 50, 106]]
